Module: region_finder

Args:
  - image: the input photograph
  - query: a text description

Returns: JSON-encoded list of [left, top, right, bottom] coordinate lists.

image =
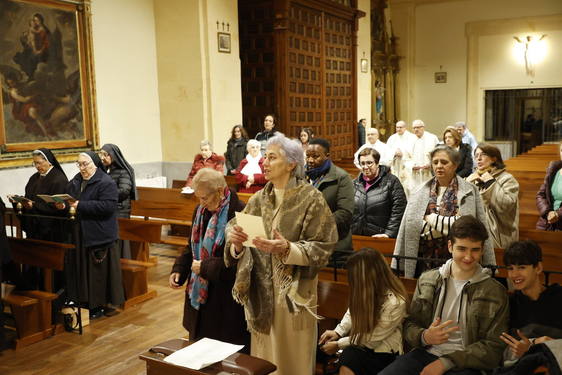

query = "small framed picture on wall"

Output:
[[434, 72, 447, 83], [218, 32, 231, 53]]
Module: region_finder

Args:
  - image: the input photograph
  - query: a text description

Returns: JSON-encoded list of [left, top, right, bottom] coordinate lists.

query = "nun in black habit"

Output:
[[58, 151, 125, 317], [18, 148, 69, 242], [100, 144, 137, 258], [9, 148, 68, 290]]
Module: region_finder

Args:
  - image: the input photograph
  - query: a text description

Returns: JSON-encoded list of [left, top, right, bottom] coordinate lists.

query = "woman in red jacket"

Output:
[[185, 140, 225, 188], [235, 139, 267, 193]]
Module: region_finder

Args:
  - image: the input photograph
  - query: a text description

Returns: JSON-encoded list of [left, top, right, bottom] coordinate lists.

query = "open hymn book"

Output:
[[7, 195, 32, 204], [36, 194, 76, 204], [163, 338, 244, 370]]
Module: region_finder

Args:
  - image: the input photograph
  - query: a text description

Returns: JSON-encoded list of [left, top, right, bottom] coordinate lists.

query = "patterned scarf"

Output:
[[425, 177, 459, 217], [188, 188, 231, 309], [418, 177, 459, 274]]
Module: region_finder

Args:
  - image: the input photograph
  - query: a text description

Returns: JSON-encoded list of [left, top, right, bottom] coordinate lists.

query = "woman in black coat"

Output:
[[169, 168, 249, 352], [443, 126, 473, 178], [100, 144, 137, 217], [100, 144, 137, 258], [351, 148, 407, 238], [58, 151, 124, 318], [225, 125, 249, 175]]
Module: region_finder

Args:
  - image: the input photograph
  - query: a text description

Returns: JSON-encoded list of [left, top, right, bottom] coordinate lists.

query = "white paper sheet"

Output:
[[235, 212, 267, 247], [163, 338, 244, 370], [181, 187, 194, 194]]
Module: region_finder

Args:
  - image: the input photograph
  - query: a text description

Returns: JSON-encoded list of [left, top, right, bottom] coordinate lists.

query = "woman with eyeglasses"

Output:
[[467, 143, 519, 248], [169, 168, 249, 351], [7, 148, 68, 289], [56, 151, 124, 319], [351, 148, 407, 239], [10, 149, 68, 240]]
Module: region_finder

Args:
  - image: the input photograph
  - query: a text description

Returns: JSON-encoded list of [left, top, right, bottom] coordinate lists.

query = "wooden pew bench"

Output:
[[120, 259, 158, 309], [5, 237, 68, 349]]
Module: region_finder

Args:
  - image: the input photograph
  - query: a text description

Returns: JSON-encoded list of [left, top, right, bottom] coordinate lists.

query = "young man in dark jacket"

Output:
[[499, 240, 562, 364], [380, 215, 508, 375]]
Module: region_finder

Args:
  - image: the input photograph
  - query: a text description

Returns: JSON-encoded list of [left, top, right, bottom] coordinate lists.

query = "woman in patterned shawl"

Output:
[[225, 133, 338, 375], [169, 168, 249, 350]]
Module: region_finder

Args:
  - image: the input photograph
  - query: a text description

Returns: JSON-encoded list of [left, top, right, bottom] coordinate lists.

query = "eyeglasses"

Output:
[[99, 150, 109, 158], [359, 161, 376, 167], [31, 160, 48, 167], [76, 161, 91, 169]]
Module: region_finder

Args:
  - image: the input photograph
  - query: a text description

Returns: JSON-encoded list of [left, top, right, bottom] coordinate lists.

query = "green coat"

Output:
[[314, 163, 354, 253], [404, 262, 509, 371]]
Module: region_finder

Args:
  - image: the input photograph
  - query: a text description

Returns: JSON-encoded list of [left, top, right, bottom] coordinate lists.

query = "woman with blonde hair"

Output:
[[319, 248, 407, 375]]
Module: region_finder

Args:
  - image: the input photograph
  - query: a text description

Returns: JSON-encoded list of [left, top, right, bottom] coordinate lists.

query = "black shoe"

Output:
[[89, 307, 104, 320], [103, 307, 119, 317]]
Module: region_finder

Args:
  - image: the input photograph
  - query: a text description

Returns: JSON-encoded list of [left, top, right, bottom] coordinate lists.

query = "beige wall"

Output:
[[356, 0, 372, 126], [154, 0, 241, 163], [390, 0, 562, 141], [91, 0, 163, 163]]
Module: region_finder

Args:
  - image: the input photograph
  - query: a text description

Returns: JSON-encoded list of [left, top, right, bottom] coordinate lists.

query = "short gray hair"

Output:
[[455, 121, 467, 129], [200, 140, 212, 149], [192, 168, 226, 192], [266, 133, 304, 167], [412, 119, 425, 127], [430, 145, 460, 166], [246, 139, 261, 151]]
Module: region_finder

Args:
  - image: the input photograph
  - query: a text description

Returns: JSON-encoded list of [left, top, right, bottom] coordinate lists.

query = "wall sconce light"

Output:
[[513, 34, 547, 77]]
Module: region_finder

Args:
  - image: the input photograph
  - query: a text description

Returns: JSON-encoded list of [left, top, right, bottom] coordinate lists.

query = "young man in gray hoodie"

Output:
[[380, 215, 509, 375]]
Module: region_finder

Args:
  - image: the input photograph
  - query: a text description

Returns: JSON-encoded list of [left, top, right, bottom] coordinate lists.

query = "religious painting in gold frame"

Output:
[[0, 0, 97, 157]]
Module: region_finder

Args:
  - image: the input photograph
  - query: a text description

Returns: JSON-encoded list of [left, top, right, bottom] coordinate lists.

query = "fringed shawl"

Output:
[[225, 176, 338, 334]]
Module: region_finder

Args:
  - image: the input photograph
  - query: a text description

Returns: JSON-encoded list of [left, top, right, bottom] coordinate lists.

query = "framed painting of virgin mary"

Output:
[[0, 0, 97, 158]]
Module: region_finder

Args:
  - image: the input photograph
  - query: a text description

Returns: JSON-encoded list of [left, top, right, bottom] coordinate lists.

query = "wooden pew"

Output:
[[352, 235, 396, 261], [128, 186, 196, 248], [3, 237, 71, 349], [119, 258, 157, 309]]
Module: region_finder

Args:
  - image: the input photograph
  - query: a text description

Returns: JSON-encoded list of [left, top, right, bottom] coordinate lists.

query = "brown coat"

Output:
[[536, 160, 562, 231], [171, 190, 249, 349]]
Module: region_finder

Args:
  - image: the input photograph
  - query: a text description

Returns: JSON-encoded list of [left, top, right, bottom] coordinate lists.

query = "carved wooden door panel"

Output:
[[240, 0, 359, 159]]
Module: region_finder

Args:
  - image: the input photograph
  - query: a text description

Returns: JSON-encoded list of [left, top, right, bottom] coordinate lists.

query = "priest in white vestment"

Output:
[[386, 120, 416, 188], [404, 119, 439, 193], [353, 127, 393, 168]]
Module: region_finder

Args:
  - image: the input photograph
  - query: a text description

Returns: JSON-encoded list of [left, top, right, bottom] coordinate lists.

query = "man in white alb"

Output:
[[354, 127, 393, 168], [405, 119, 439, 192], [386, 120, 416, 190]]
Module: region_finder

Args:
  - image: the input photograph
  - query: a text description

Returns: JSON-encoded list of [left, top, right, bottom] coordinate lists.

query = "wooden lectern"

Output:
[[139, 339, 276, 375]]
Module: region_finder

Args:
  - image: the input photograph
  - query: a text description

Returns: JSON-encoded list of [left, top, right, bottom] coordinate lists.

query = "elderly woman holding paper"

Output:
[[225, 133, 338, 375], [57, 151, 124, 319], [169, 168, 249, 350]]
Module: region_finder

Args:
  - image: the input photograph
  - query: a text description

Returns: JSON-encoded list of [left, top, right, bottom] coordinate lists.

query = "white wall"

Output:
[[391, 0, 562, 140], [91, 0, 163, 164]]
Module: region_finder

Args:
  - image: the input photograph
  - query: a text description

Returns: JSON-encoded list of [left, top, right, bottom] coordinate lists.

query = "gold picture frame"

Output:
[[0, 0, 98, 165]]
